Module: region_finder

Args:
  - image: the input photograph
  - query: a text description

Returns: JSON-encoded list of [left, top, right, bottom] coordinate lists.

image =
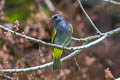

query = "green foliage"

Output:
[[5, 0, 36, 23], [6, 0, 35, 6], [0, 41, 4, 48], [40, 3, 50, 14], [5, 9, 31, 23], [42, 7, 49, 14]]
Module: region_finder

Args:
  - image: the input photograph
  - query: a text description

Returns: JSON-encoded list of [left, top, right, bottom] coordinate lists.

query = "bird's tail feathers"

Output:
[[53, 58, 61, 71]]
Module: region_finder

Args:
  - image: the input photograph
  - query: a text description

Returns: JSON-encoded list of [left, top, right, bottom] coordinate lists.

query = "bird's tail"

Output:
[[53, 58, 61, 71], [53, 48, 63, 71]]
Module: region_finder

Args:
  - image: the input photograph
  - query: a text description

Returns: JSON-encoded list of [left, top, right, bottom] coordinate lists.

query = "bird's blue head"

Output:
[[51, 14, 64, 22]]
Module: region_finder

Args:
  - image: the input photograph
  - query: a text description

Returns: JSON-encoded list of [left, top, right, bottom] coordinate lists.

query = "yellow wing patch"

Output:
[[70, 24, 73, 33], [51, 27, 56, 43]]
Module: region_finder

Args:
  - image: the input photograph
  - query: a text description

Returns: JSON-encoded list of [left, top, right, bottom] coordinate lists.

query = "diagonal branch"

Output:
[[104, 0, 120, 5], [0, 25, 97, 50], [77, 0, 102, 35], [0, 25, 120, 51]]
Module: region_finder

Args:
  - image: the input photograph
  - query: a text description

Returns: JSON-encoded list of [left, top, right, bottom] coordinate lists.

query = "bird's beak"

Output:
[[49, 17, 53, 20]]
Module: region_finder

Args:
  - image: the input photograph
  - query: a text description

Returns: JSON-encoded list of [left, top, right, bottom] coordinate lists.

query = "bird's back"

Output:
[[54, 20, 72, 46]]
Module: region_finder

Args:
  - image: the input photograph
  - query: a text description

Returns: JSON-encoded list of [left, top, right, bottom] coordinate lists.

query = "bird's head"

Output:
[[51, 14, 64, 22]]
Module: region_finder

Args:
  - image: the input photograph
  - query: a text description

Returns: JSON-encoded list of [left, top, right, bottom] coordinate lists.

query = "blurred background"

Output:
[[0, 0, 120, 80]]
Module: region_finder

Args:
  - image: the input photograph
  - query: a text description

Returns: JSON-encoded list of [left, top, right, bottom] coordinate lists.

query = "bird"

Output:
[[51, 14, 73, 71]]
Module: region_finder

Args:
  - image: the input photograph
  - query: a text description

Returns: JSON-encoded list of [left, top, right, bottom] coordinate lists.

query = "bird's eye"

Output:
[[53, 16, 57, 19]]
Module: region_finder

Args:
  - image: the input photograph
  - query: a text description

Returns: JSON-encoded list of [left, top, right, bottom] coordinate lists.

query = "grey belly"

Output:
[[54, 31, 71, 46]]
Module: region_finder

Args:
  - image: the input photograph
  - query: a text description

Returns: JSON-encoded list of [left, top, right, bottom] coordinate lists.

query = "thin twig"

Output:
[[72, 35, 101, 42], [0, 74, 11, 80], [105, 68, 115, 80], [74, 57, 81, 70], [104, 0, 120, 5], [77, 0, 102, 35]]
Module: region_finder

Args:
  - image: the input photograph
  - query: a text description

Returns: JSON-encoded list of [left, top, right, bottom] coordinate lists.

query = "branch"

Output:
[[0, 74, 11, 80], [115, 77, 120, 80], [0, 25, 120, 51], [0, 25, 99, 50], [105, 68, 120, 80], [104, 0, 120, 5], [105, 68, 115, 80], [0, 27, 120, 73], [77, 0, 102, 35], [0, 25, 67, 50], [44, 0, 55, 11], [71, 35, 101, 42], [0, 50, 88, 73]]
